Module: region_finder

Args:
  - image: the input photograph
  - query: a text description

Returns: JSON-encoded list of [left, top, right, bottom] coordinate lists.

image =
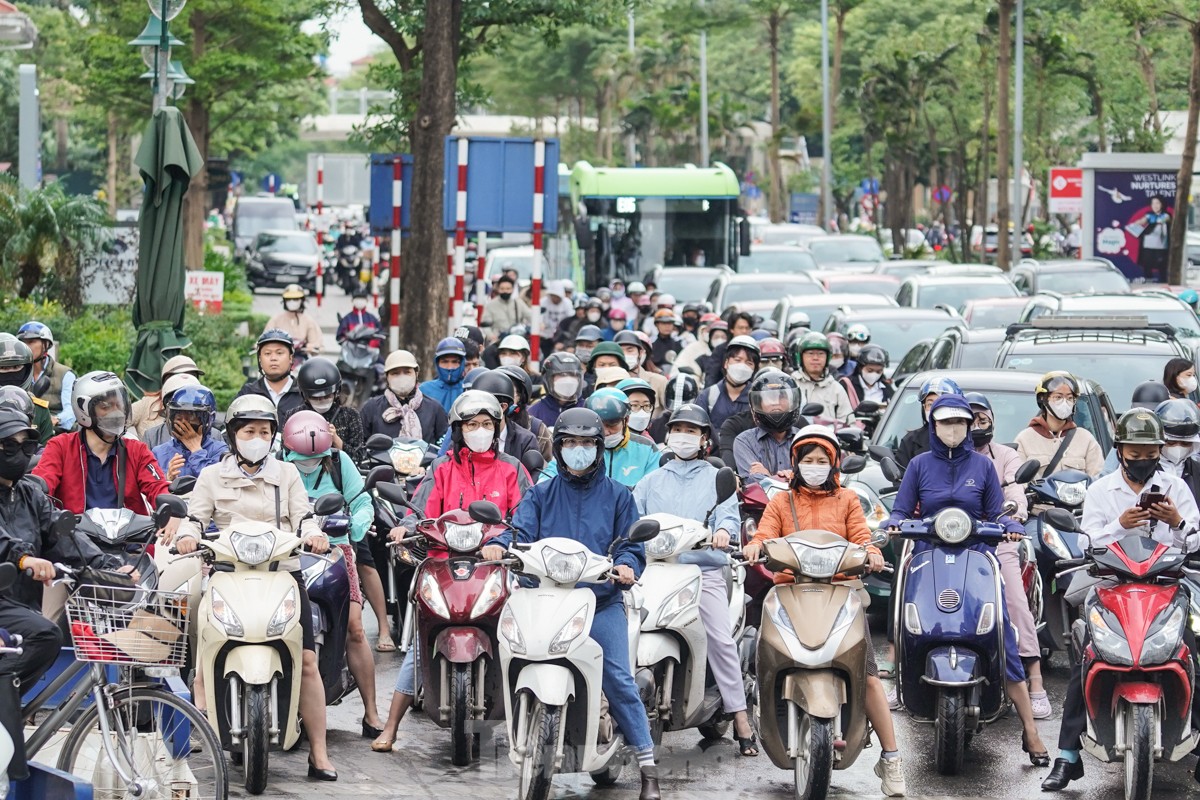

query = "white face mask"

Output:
[[628, 410, 652, 432], [726, 362, 754, 385], [499, 355, 523, 367], [624, 351, 640, 370], [310, 398, 334, 414], [799, 464, 831, 486], [586, 311, 602, 323], [553, 376, 580, 400], [352, 298, 367, 310], [238, 437, 272, 464], [1048, 398, 1075, 420], [285, 299, 302, 312], [294, 457, 322, 475], [848, 344, 863, 357], [604, 432, 624, 449], [936, 423, 968, 449], [666, 432, 702, 459], [862, 370, 882, 385], [709, 335, 728, 349], [1182, 376, 1199, 394], [1162, 443, 1195, 466], [463, 428, 493, 453], [388, 374, 416, 396], [829, 356, 845, 370]]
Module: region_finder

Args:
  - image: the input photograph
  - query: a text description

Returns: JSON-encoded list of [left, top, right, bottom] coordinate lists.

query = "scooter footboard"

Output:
[[922, 647, 981, 687]]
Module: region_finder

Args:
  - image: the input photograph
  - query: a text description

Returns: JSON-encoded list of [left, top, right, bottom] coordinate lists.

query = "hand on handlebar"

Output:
[[867, 550, 886, 573], [481, 545, 507, 562], [174, 536, 199, 555], [612, 564, 636, 585], [741, 541, 762, 562], [711, 529, 731, 550], [22, 556, 56, 584], [303, 535, 330, 555]]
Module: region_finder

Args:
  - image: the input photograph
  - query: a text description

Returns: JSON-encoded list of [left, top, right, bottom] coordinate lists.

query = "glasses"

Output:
[[462, 419, 495, 432], [628, 401, 653, 412], [1, 439, 37, 457], [1047, 392, 1075, 402]]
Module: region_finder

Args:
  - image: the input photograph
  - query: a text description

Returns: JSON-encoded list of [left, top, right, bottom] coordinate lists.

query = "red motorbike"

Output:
[[1053, 509, 1198, 800], [380, 484, 510, 767], [738, 478, 787, 629]]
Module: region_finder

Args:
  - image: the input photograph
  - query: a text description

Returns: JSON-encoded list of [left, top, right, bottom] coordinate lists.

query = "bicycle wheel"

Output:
[[57, 685, 228, 800]]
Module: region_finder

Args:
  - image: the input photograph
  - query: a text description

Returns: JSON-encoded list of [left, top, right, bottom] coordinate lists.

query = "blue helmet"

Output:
[[435, 337, 467, 359], [1180, 289, 1199, 309], [963, 391, 991, 414], [16, 321, 53, 345], [919, 377, 962, 402], [585, 388, 630, 422], [166, 385, 217, 435]]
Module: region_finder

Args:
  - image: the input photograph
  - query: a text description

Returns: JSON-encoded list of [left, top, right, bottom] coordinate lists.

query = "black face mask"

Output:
[[0, 371, 24, 388], [0, 448, 32, 482], [971, 427, 994, 447], [1121, 457, 1159, 485], [498, 292, 512, 300]]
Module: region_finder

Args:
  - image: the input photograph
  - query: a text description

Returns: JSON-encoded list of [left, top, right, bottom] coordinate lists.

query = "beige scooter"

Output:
[[756, 529, 882, 800]]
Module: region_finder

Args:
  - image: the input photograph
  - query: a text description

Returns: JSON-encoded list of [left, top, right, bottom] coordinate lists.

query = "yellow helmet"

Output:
[[281, 284, 306, 301]]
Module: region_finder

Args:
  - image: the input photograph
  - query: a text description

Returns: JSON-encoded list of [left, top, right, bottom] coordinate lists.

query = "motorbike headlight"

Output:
[[230, 531, 275, 566], [790, 541, 844, 579], [1040, 523, 1072, 561], [419, 571, 451, 619], [1141, 605, 1186, 666], [1088, 606, 1133, 666], [210, 587, 244, 637], [543, 547, 588, 584], [656, 577, 701, 627], [766, 592, 801, 645], [469, 570, 506, 619], [933, 509, 972, 545], [1054, 480, 1088, 507], [549, 604, 590, 655], [499, 604, 525, 654], [266, 587, 297, 637], [444, 522, 484, 553], [645, 527, 679, 559]]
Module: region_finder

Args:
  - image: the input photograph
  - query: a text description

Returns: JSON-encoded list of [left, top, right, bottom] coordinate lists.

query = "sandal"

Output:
[[736, 734, 759, 757], [371, 737, 396, 753], [1022, 731, 1049, 767], [877, 660, 896, 680], [376, 635, 397, 653]]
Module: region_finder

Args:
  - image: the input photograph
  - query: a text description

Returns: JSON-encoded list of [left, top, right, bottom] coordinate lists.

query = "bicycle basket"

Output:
[[66, 586, 188, 667]]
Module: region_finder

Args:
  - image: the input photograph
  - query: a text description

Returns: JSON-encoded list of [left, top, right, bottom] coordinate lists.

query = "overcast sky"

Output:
[[305, 7, 384, 76]]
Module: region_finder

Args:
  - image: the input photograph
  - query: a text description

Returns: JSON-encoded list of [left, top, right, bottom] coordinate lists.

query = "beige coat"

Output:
[[265, 311, 323, 356], [1015, 424, 1105, 479], [130, 394, 166, 437], [179, 454, 323, 571]]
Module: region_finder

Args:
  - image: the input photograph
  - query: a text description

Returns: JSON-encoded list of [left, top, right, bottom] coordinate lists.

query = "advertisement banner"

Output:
[[1092, 170, 1176, 282], [1048, 167, 1083, 214], [185, 271, 225, 314]]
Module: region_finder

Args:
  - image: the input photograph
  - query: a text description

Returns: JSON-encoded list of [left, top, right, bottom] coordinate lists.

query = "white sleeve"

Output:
[[1082, 482, 1128, 548]]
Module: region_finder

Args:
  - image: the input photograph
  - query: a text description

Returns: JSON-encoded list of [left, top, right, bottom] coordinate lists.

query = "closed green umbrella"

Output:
[[125, 105, 204, 399]]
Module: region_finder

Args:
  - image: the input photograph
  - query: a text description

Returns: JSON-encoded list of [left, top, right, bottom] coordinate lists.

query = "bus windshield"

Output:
[[581, 197, 735, 282]]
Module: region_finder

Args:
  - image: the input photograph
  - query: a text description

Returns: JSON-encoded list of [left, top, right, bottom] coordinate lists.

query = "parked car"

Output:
[[959, 296, 1032, 329], [804, 235, 887, 272], [1018, 291, 1200, 353], [773, 292, 899, 336], [734, 245, 819, 274], [895, 274, 1020, 309], [707, 273, 825, 315], [1010, 258, 1131, 296], [823, 307, 959, 377], [750, 220, 827, 246], [246, 230, 321, 293], [643, 265, 732, 307], [899, 326, 1009, 383], [808, 271, 902, 299]]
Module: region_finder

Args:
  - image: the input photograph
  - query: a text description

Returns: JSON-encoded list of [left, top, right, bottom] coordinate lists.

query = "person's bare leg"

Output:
[[346, 601, 381, 729], [301, 650, 335, 771], [865, 675, 899, 752], [372, 691, 414, 747], [1027, 658, 1045, 695], [1007, 678, 1046, 752], [732, 709, 753, 739], [192, 665, 206, 713], [359, 564, 391, 645]]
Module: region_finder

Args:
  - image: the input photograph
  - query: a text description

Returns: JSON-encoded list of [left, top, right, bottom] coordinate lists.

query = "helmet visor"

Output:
[[750, 387, 800, 415]]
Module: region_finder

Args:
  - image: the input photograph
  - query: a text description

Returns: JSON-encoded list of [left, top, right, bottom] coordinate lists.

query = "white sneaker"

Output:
[[1030, 691, 1053, 720], [875, 755, 907, 797]]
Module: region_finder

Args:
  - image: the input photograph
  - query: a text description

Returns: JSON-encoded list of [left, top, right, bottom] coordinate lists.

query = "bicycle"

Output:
[[20, 563, 228, 800]]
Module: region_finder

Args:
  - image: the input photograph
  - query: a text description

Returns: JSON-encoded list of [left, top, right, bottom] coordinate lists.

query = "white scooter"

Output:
[[0, 562, 22, 789], [637, 467, 745, 744], [481, 501, 660, 800], [173, 493, 342, 796]]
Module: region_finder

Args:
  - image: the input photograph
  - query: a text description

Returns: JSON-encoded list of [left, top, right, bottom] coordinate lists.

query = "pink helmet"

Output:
[[282, 409, 333, 456]]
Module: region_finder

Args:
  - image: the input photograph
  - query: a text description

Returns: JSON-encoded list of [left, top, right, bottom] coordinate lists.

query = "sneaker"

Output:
[[886, 687, 901, 711], [1030, 690, 1052, 720], [875, 755, 907, 797]]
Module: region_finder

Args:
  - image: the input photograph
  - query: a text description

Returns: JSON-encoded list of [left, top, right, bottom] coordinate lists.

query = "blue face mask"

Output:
[[561, 445, 597, 472], [437, 363, 466, 385]]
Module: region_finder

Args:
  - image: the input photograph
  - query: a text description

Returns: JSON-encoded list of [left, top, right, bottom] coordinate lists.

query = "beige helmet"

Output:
[[384, 350, 419, 373], [161, 373, 200, 401], [162, 354, 203, 379], [282, 284, 306, 301]]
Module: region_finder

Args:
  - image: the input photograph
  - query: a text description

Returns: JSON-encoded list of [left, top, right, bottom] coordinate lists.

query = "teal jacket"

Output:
[[540, 430, 661, 488], [297, 451, 373, 545]]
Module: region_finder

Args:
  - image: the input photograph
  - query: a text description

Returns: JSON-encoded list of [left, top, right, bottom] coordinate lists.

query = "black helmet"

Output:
[[665, 372, 699, 411], [0, 385, 34, 424], [497, 364, 534, 407], [471, 370, 516, 407], [0, 335, 33, 389], [1131, 380, 1171, 410], [748, 370, 801, 432], [1155, 398, 1200, 441], [297, 359, 342, 400], [257, 328, 295, 353], [0, 407, 36, 442], [551, 407, 605, 477], [855, 344, 888, 369], [667, 403, 711, 436]]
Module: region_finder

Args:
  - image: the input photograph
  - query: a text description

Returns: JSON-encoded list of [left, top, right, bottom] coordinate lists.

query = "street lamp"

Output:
[[147, 0, 187, 21], [128, 16, 182, 68], [0, 4, 37, 51], [130, 0, 188, 111], [168, 60, 194, 100]]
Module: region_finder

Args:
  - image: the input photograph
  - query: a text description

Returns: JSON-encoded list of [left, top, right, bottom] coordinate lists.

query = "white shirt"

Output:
[[266, 377, 294, 407], [1082, 468, 1200, 550], [862, 382, 884, 403]]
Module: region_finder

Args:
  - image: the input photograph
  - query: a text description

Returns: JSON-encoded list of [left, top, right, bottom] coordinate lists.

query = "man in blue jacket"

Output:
[[152, 385, 227, 480], [418, 337, 468, 413], [483, 407, 661, 800], [538, 388, 658, 487]]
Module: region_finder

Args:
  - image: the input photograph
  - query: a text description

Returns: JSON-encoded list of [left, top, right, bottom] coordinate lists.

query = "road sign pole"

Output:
[[315, 155, 325, 307], [452, 138, 469, 332], [476, 231, 487, 325], [371, 235, 380, 307], [389, 158, 402, 353], [530, 140, 546, 365]]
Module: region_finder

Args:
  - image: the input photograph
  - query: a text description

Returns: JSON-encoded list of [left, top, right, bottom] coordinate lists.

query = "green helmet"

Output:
[[1114, 408, 1165, 446], [585, 387, 630, 422], [798, 331, 831, 355]]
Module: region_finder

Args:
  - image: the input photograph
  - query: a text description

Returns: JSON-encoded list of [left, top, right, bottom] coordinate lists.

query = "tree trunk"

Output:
[[182, 100, 209, 271], [996, 0, 1012, 270], [54, 116, 68, 173], [973, 63, 992, 264], [1168, 19, 1200, 286], [106, 110, 118, 217], [404, 0, 460, 375], [767, 11, 785, 222], [1134, 25, 1162, 135]]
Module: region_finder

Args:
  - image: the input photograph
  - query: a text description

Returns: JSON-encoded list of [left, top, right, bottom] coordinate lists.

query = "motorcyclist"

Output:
[[169, 395, 338, 781], [482, 407, 662, 799], [1155, 399, 1200, 501], [151, 385, 227, 481], [0, 335, 53, 444], [699, 335, 760, 433], [674, 319, 727, 378], [572, 322, 603, 367], [335, 290, 381, 343], [281, 410, 383, 741], [141, 373, 202, 452], [360, 350, 448, 446], [649, 310, 684, 369], [285, 359, 364, 462], [479, 273, 531, 339], [528, 351, 584, 426], [790, 332, 853, 424], [601, 307, 629, 341], [539, 388, 659, 487], [1041, 409, 1200, 790], [438, 371, 540, 464], [236, 328, 304, 417], [845, 323, 872, 362], [419, 337, 469, 413], [825, 332, 854, 378], [496, 334, 531, 371], [1014, 371, 1104, 479], [497, 364, 553, 461], [633, 403, 756, 754], [372, 391, 532, 753], [648, 372, 699, 444], [680, 304, 703, 338], [130, 354, 203, 438], [1131, 379, 1171, 410], [733, 370, 804, 487], [616, 378, 657, 441], [334, 221, 363, 251], [883, 394, 1049, 766], [757, 337, 787, 372], [17, 322, 75, 430], [966, 392, 1050, 719], [1164, 356, 1197, 401], [266, 284, 323, 358], [895, 377, 961, 468], [742, 425, 907, 797], [841, 344, 893, 410], [614, 330, 669, 411]]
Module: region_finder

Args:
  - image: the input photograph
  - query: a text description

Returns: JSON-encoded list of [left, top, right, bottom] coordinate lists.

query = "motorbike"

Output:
[[1051, 509, 1198, 800], [379, 484, 510, 766], [1024, 468, 1093, 654], [300, 521, 353, 706], [636, 468, 745, 744], [892, 507, 1012, 775], [336, 245, 363, 294], [336, 324, 383, 409], [75, 508, 160, 589], [492, 512, 661, 800], [755, 529, 884, 800], [180, 492, 343, 795]]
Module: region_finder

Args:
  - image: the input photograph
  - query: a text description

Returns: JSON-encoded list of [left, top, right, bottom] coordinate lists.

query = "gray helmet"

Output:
[[72, 371, 129, 432], [0, 334, 33, 389], [449, 390, 503, 425]]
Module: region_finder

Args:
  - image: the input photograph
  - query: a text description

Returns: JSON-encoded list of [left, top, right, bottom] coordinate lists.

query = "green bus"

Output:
[[569, 161, 746, 290]]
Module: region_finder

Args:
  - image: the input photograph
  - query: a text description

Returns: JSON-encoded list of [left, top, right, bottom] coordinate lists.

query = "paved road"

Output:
[[251, 284, 355, 360]]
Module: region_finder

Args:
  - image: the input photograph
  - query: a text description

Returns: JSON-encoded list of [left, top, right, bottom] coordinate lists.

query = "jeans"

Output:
[[0, 597, 63, 687], [395, 646, 416, 695], [592, 600, 654, 753]]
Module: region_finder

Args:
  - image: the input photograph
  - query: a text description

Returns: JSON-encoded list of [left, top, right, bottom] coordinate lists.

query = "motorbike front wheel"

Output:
[[518, 699, 560, 800], [791, 706, 833, 800], [934, 688, 966, 775], [1124, 702, 1155, 800], [449, 663, 473, 766], [242, 685, 271, 795]]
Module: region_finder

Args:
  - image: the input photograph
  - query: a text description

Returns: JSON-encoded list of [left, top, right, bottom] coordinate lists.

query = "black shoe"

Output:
[[308, 758, 338, 782], [640, 766, 661, 800], [1041, 758, 1083, 791], [362, 719, 384, 739]]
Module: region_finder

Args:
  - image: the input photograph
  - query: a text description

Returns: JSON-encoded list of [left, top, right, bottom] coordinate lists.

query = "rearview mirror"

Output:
[[868, 445, 896, 463], [168, 475, 196, 496], [801, 402, 825, 418], [627, 518, 661, 544], [1013, 459, 1040, 485], [856, 400, 881, 415], [521, 450, 545, 477], [739, 218, 752, 257], [363, 464, 396, 492], [880, 456, 904, 484], [313, 492, 344, 517], [153, 494, 189, 528], [365, 433, 394, 452], [706, 456, 727, 470], [715, 467, 738, 504], [840, 454, 867, 475], [51, 510, 76, 539], [1043, 507, 1079, 533], [659, 451, 676, 467], [468, 500, 504, 526], [869, 529, 890, 548], [376, 481, 408, 507]]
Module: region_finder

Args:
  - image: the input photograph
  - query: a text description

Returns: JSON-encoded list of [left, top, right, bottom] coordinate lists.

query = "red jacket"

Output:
[[410, 447, 531, 521], [33, 431, 171, 515]]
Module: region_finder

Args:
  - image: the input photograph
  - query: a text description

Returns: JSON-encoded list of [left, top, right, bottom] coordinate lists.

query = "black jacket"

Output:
[[501, 422, 541, 465], [359, 394, 449, 448], [896, 426, 930, 468], [236, 377, 304, 419]]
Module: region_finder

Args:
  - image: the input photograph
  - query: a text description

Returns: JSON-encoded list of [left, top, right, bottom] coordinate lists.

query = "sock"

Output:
[[1058, 749, 1080, 764], [882, 750, 900, 760], [635, 747, 655, 770]]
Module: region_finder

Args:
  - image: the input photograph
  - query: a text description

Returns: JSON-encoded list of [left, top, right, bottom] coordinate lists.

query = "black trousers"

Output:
[[0, 597, 63, 689]]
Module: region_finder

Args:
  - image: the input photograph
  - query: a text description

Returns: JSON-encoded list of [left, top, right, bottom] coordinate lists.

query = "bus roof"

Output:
[[570, 161, 740, 200]]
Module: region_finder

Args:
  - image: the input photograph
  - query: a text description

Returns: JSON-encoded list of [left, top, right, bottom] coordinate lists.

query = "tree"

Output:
[[1167, 7, 1200, 284], [995, 0, 1012, 270]]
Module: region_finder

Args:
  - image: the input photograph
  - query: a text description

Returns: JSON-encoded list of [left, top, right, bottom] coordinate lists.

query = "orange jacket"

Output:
[[752, 486, 879, 584]]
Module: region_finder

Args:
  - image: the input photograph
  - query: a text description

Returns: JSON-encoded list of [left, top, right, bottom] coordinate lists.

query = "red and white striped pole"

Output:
[[389, 157, 402, 353], [371, 235, 380, 307], [529, 139, 546, 364], [452, 138, 469, 332], [314, 155, 324, 307], [475, 231, 487, 324]]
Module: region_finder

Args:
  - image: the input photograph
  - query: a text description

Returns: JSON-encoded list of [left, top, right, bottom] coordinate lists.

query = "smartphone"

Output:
[[1138, 491, 1166, 510]]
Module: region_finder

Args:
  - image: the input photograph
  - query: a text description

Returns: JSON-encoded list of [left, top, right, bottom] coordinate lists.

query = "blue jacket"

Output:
[[297, 451, 374, 545], [539, 430, 660, 488], [153, 434, 228, 480], [496, 467, 643, 608], [419, 378, 464, 414], [528, 394, 577, 428], [884, 394, 1023, 539], [633, 457, 738, 569]]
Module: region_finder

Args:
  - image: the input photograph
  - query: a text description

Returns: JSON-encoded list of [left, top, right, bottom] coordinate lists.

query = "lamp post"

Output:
[[130, 0, 188, 111]]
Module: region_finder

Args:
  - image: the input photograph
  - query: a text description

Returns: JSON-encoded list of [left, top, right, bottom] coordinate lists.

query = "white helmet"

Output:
[[498, 334, 530, 354], [73, 371, 130, 434]]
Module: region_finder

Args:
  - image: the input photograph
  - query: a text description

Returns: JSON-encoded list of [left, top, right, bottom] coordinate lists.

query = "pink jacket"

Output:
[[978, 441, 1028, 520]]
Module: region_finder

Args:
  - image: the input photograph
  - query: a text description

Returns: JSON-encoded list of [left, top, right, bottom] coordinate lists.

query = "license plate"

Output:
[[274, 274, 293, 284]]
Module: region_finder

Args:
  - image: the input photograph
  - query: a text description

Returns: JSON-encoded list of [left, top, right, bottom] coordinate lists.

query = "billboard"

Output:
[[1092, 169, 1176, 282], [1048, 167, 1083, 215]]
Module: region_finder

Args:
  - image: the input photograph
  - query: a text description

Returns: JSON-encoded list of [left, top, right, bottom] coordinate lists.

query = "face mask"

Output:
[[1047, 398, 1074, 420], [97, 411, 127, 438], [612, 289, 625, 299], [624, 352, 640, 369], [285, 300, 302, 312], [562, 444, 597, 471], [237, 437, 272, 464], [498, 292, 513, 301], [709, 335, 728, 349], [352, 299, 367, 310], [666, 432, 702, 459], [1181, 376, 1199, 394], [830, 356, 845, 370], [0, 371, 22, 387], [0, 450, 31, 482], [310, 398, 334, 414], [628, 410, 651, 432], [438, 363, 466, 385], [1162, 444, 1194, 466], [586, 311, 601, 323], [388, 374, 416, 396], [294, 457, 322, 475], [553, 376, 580, 400], [694, 253, 706, 266], [936, 423, 967, 449], [463, 428, 493, 453], [575, 346, 593, 363], [726, 362, 754, 385], [499, 355, 523, 367], [862, 370, 882, 385], [971, 427, 994, 447], [799, 465, 831, 487], [1122, 457, 1159, 485], [604, 431, 624, 449], [848, 344, 863, 357]]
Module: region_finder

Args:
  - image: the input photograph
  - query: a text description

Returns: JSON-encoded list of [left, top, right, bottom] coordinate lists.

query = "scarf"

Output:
[[382, 387, 424, 439]]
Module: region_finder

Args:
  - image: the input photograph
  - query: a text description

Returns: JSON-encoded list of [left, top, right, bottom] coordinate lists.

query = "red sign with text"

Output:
[[185, 271, 224, 314], [1048, 167, 1083, 214]]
